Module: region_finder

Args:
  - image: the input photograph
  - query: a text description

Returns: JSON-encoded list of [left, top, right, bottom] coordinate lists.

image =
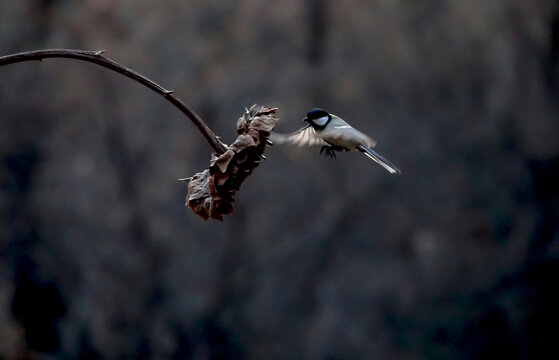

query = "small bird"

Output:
[[271, 108, 401, 174]]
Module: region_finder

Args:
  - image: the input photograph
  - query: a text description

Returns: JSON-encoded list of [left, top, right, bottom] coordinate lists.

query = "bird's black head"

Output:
[[304, 108, 331, 129]]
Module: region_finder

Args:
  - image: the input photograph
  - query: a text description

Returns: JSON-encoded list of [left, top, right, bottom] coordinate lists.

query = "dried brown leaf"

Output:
[[184, 105, 279, 220]]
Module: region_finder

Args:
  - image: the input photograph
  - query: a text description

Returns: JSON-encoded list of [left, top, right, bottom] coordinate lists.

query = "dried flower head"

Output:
[[185, 105, 278, 220]]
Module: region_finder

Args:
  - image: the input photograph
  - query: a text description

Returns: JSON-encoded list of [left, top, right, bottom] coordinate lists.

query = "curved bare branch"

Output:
[[0, 48, 228, 154]]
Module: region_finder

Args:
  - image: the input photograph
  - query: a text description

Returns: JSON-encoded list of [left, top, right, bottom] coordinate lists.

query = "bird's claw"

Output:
[[320, 146, 337, 159]]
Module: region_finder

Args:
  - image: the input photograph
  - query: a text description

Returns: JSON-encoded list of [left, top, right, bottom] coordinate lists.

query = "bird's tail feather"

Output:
[[358, 145, 401, 174]]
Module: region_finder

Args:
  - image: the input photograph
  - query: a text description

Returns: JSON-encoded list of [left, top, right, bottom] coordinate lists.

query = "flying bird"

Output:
[[271, 108, 401, 174]]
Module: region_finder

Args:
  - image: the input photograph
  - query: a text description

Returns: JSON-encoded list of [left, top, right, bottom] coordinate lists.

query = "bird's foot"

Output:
[[320, 145, 337, 159]]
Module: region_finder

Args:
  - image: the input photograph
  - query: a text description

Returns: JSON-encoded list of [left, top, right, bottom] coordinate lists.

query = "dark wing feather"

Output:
[[270, 125, 328, 147]]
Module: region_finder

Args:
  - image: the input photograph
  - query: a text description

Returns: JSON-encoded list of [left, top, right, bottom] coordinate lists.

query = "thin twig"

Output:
[[0, 48, 228, 154]]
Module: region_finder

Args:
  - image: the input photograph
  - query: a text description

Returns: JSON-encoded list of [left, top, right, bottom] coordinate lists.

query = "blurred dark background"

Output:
[[1, 1, 559, 359]]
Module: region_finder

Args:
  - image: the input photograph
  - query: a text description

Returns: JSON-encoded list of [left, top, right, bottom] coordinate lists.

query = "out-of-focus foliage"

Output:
[[1, 0, 558, 359]]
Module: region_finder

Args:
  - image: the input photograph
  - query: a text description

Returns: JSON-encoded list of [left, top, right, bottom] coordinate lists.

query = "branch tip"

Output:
[[94, 49, 106, 56]]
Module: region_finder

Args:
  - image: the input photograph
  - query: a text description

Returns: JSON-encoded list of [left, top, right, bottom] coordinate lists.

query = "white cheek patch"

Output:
[[313, 115, 330, 127]]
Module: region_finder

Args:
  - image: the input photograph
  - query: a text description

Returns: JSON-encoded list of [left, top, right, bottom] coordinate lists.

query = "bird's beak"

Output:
[[302, 117, 308, 122]]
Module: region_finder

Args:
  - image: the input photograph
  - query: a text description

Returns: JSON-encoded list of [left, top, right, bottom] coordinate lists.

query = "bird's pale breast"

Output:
[[320, 126, 376, 150]]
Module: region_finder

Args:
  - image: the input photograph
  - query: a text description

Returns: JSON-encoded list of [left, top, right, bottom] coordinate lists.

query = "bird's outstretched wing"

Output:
[[270, 125, 328, 147]]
